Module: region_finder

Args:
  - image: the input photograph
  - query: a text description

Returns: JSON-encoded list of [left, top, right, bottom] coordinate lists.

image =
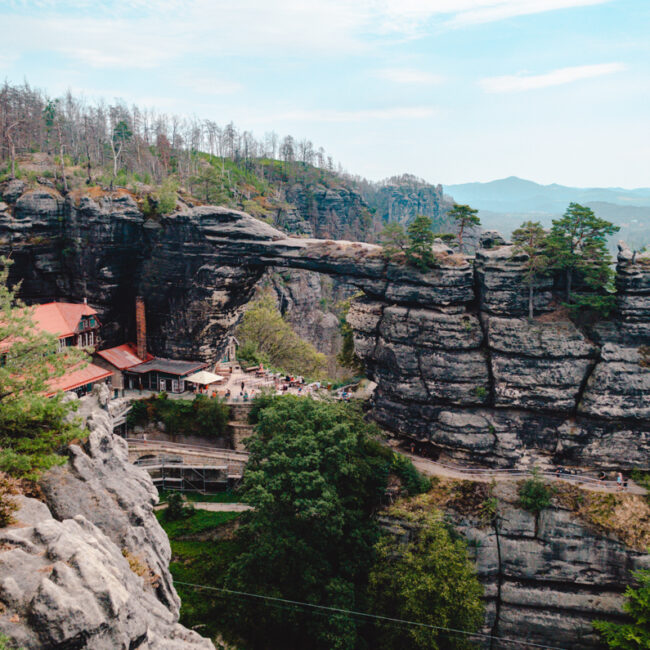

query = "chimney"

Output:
[[135, 296, 147, 360]]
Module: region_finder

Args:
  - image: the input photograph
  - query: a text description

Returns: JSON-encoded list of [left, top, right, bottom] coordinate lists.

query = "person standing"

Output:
[[616, 472, 623, 491]]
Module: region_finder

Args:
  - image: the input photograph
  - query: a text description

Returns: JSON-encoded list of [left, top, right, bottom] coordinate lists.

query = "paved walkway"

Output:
[[404, 452, 646, 495], [155, 501, 252, 512]]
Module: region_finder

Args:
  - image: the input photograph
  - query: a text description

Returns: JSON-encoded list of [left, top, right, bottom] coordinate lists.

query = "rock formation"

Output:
[[0, 385, 214, 649], [1, 185, 648, 470], [382, 481, 650, 650]]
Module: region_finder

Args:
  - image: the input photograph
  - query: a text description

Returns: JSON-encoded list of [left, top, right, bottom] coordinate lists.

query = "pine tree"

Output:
[[593, 569, 650, 649], [546, 203, 619, 315], [406, 214, 435, 270], [448, 204, 480, 253], [0, 257, 87, 478], [380, 222, 409, 261], [511, 220, 549, 319]]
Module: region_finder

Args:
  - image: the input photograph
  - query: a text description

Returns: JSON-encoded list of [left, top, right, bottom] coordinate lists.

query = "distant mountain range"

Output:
[[443, 176, 650, 251]]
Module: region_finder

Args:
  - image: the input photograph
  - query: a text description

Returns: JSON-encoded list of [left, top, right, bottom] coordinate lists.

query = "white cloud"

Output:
[[480, 63, 626, 92], [375, 67, 443, 84], [373, 0, 612, 33], [249, 107, 437, 124]]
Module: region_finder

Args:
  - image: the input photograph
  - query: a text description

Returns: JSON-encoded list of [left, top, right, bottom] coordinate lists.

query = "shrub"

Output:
[[0, 473, 19, 527], [127, 394, 229, 438], [518, 469, 552, 514], [164, 491, 194, 522]]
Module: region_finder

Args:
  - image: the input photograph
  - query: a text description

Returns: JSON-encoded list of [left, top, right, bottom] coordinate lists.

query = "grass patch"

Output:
[[554, 484, 650, 551], [158, 507, 243, 641], [156, 509, 240, 539]]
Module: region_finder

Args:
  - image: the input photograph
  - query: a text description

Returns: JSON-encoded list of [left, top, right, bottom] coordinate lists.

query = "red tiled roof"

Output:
[[32, 302, 99, 339], [46, 362, 112, 396], [96, 343, 152, 370]]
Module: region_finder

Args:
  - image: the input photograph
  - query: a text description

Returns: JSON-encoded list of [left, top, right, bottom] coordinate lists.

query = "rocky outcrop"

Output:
[[384, 482, 650, 650], [0, 386, 214, 649], [2, 185, 649, 470], [351, 242, 650, 470]]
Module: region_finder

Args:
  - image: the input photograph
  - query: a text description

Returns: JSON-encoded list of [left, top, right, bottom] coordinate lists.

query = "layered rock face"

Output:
[[384, 482, 650, 650], [351, 241, 650, 470], [0, 386, 214, 649], [2, 184, 649, 469]]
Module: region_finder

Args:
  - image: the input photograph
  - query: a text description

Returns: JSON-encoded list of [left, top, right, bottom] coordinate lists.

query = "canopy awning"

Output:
[[185, 370, 225, 385]]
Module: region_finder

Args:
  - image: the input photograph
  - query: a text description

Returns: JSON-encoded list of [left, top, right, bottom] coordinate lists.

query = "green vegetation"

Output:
[[127, 393, 229, 438], [448, 203, 480, 253], [336, 297, 365, 373], [512, 220, 550, 320], [157, 508, 243, 639], [236, 289, 327, 378], [157, 397, 479, 649], [164, 492, 194, 522], [518, 469, 553, 514], [594, 569, 650, 649], [380, 214, 442, 270], [546, 202, 620, 316], [0, 473, 18, 527], [406, 214, 437, 269], [367, 508, 484, 650], [0, 257, 87, 479]]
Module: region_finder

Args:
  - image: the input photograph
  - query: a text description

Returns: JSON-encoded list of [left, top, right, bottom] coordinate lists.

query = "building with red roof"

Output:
[[94, 342, 154, 395], [32, 301, 101, 350]]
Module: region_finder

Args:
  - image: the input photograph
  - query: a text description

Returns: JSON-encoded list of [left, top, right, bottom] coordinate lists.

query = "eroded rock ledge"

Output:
[[0, 387, 214, 649]]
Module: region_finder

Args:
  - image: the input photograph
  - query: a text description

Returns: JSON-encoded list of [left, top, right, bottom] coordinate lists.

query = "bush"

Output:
[[518, 469, 552, 514], [164, 491, 194, 522], [0, 473, 19, 527], [367, 509, 484, 650], [127, 394, 230, 438]]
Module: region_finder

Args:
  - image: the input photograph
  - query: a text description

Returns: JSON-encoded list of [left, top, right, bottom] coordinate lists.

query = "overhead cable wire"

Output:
[[174, 580, 566, 649]]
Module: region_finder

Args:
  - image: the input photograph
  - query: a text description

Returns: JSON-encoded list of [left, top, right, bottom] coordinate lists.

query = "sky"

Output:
[[1, 0, 649, 187]]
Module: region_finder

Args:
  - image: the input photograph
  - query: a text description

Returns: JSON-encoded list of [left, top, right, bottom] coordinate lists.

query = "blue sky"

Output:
[[1, 0, 649, 187]]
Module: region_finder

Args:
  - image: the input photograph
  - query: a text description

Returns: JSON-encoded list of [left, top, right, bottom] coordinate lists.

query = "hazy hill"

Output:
[[444, 176, 650, 251]]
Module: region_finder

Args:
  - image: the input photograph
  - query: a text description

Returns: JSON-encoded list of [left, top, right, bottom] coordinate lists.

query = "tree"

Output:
[[336, 297, 365, 373], [406, 214, 436, 270], [223, 396, 397, 650], [511, 220, 550, 319], [448, 204, 480, 253], [110, 118, 132, 183], [236, 289, 327, 378], [367, 509, 484, 650], [0, 257, 86, 479], [380, 222, 409, 260], [594, 569, 650, 649], [546, 203, 620, 314]]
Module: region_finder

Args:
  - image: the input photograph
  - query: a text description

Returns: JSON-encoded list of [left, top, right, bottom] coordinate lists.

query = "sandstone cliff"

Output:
[[383, 480, 650, 650], [1, 185, 648, 471], [0, 386, 214, 649]]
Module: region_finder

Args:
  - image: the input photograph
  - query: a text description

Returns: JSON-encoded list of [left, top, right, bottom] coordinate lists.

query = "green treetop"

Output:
[[406, 214, 436, 270], [593, 569, 650, 649], [235, 288, 326, 378], [0, 257, 87, 479], [367, 507, 484, 650], [380, 222, 409, 260], [546, 203, 619, 315], [511, 220, 550, 320], [223, 396, 387, 649], [448, 204, 480, 253]]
